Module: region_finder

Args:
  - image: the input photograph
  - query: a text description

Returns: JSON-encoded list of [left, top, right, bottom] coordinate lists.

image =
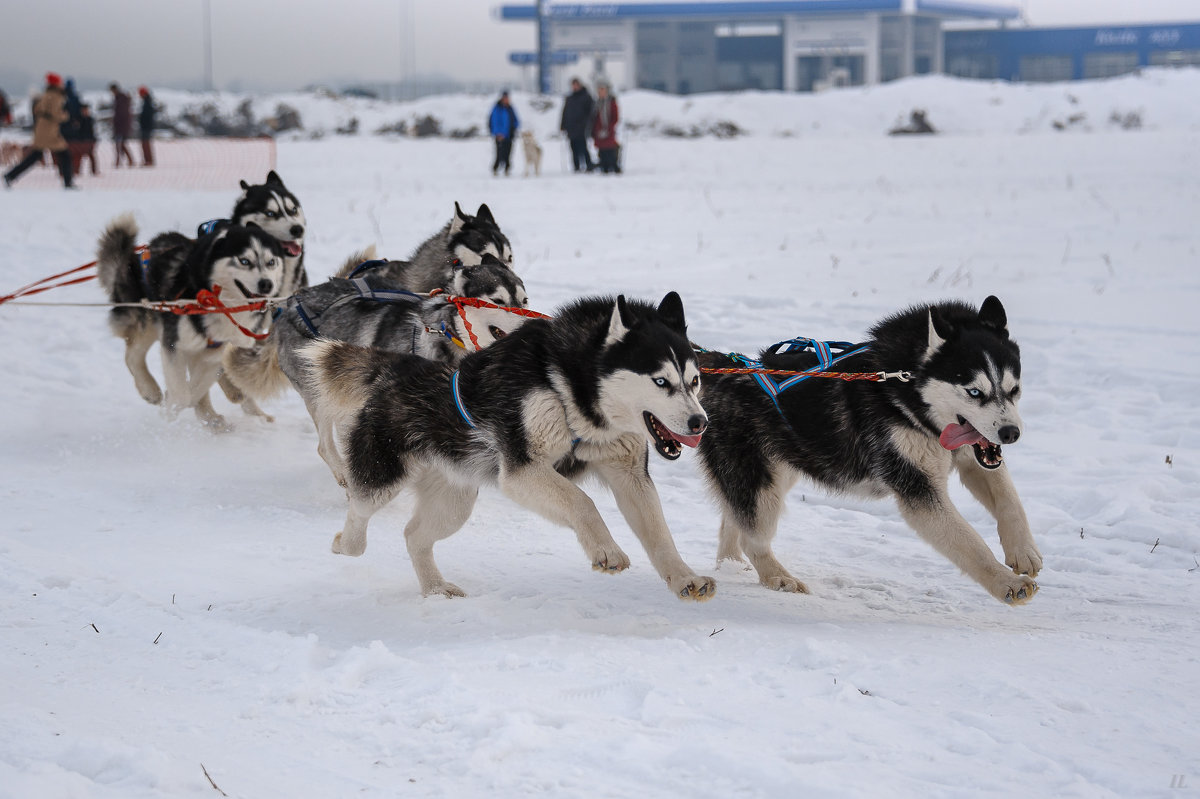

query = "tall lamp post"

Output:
[[537, 0, 550, 94]]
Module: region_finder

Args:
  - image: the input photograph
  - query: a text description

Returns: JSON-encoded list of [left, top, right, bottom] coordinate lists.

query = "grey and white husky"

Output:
[[96, 214, 286, 430], [297, 292, 715, 601], [268, 250, 529, 485], [696, 296, 1041, 605], [335, 202, 513, 292]]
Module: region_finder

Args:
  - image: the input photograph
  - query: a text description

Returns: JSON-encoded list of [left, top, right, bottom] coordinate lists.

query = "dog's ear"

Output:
[[475, 204, 495, 225], [266, 170, 284, 186], [656, 291, 687, 334], [239, 179, 251, 193], [449, 201, 468, 237], [925, 308, 951, 360], [978, 295, 1009, 336], [605, 295, 633, 346]]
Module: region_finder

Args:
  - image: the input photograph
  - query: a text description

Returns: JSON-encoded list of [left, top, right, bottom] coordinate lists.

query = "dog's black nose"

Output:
[[290, 224, 304, 238], [998, 425, 1020, 444], [257, 278, 275, 296], [688, 414, 708, 435]]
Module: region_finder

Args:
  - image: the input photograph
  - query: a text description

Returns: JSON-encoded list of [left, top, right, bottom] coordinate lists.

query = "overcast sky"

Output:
[[1, 0, 1196, 93]]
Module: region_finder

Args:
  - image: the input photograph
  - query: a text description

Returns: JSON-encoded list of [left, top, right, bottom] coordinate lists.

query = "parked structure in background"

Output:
[[498, 1, 1200, 93]]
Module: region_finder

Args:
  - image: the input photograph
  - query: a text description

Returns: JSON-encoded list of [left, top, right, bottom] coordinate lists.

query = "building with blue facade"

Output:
[[945, 22, 1200, 82], [499, 2, 1200, 93]]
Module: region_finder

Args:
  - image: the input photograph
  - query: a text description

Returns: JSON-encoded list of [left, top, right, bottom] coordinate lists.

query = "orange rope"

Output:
[[153, 285, 270, 340], [0, 246, 147, 305], [439, 292, 551, 352]]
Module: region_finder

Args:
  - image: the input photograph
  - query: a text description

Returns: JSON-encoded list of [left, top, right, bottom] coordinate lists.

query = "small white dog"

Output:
[[521, 131, 542, 177]]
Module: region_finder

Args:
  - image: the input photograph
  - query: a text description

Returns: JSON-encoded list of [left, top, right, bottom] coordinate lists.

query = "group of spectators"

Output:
[[2, 73, 157, 190], [488, 76, 621, 176]]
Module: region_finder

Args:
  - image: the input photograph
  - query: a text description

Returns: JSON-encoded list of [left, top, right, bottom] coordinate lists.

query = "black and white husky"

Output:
[[298, 292, 716, 601], [335, 202, 513, 292], [96, 214, 286, 430], [696, 296, 1042, 604], [266, 251, 529, 485]]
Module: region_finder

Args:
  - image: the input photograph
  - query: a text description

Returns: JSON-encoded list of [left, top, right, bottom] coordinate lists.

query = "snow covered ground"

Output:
[[1, 72, 1198, 798]]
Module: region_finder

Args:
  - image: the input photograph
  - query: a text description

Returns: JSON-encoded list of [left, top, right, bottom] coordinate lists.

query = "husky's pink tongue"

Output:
[[282, 241, 302, 256], [939, 421, 987, 451], [670, 431, 703, 448]]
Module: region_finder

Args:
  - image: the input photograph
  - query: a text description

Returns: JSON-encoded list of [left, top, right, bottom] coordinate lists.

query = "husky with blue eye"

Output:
[[695, 296, 1041, 605]]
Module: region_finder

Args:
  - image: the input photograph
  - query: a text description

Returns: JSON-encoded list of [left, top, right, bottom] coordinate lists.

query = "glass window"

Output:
[[1019, 55, 1073, 82], [946, 54, 998, 79], [1083, 51, 1139, 79], [1149, 49, 1200, 66]]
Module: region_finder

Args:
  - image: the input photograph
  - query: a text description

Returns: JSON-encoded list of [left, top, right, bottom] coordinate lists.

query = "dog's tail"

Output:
[[220, 335, 290, 402], [333, 245, 377, 279], [95, 212, 141, 302], [297, 338, 380, 425]]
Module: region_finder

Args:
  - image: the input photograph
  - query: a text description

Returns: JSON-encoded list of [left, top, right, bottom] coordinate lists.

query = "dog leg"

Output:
[[122, 323, 163, 404], [185, 355, 230, 432], [730, 466, 808, 593], [159, 346, 192, 420], [403, 468, 479, 597], [333, 483, 399, 558], [897, 494, 1038, 604], [499, 463, 631, 573], [716, 514, 747, 565], [593, 448, 715, 601], [301, 395, 348, 487], [955, 454, 1042, 577]]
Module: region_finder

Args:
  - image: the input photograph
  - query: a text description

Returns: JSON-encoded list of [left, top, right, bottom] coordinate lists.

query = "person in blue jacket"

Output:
[[488, 91, 518, 176]]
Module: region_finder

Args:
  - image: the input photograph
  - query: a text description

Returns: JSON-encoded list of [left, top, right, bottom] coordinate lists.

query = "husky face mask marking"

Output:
[[921, 296, 1023, 470], [450, 254, 530, 347], [235, 171, 306, 257], [599, 293, 708, 460], [449, 202, 514, 268], [210, 228, 286, 302]]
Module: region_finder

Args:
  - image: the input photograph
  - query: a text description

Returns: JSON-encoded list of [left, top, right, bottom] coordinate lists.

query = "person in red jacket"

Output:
[[591, 81, 621, 174]]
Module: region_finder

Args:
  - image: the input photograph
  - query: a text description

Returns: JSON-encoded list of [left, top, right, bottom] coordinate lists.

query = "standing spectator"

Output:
[[488, 91, 518, 177], [591, 81, 621, 175], [137, 86, 156, 167], [0, 88, 12, 126], [560, 77, 595, 173], [63, 78, 83, 122], [62, 78, 86, 172], [109, 82, 134, 168], [3, 73, 74, 189], [72, 103, 100, 176]]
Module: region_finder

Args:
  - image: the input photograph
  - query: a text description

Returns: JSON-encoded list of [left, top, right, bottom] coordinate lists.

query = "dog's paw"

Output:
[[137, 382, 163, 405], [331, 531, 366, 557], [201, 414, 233, 434], [762, 574, 810, 594], [591, 547, 631, 573], [715, 554, 750, 572], [671, 574, 717, 601], [422, 582, 465, 598], [992, 573, 1038, 605], [1006, 545, 1043, 578]]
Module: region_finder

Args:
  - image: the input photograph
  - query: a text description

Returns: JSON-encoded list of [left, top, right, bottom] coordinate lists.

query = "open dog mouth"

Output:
[[643, 411, 703, 461], [233, 279, 266, 299], [280, 240, 302, 257], [939, 416, 1003, 470]]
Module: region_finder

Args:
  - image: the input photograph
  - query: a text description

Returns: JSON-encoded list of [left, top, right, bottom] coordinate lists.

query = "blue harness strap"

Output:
[[137, 247, 153, 296], [197, 218, 227, 237], [751, 338, 872, 416], [286, 277, 424, 339], [347, 259, 390, 279], [450, 370, 477, 429]]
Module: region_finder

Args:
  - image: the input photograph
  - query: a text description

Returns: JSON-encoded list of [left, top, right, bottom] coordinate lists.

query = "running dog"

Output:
[[298, 292, 715, 601], [96, 214, 286, 430], [521, 131, 542, 177], [258, 250, 529, 486], [335, 202, 513, 293], [695, 296, 1041, 605]]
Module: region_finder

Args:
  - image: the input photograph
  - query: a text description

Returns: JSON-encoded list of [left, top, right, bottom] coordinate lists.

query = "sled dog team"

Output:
[[96, 173, 1041, 607]]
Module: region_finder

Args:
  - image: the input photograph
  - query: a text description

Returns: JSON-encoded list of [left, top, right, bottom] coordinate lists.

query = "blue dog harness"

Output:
[[746, 337, 871, 416], [285, 276, 423, 338], [450, 370, 477, 429]]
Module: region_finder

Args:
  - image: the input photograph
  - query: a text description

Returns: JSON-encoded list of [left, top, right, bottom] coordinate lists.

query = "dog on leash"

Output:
[[335, 202, 513, 293], [297, 292, 716, 601], [695, 296, 1041, 605], [521, 131, 542, 177], [96, 214, 286, 430], [254, 250, 529, 486]]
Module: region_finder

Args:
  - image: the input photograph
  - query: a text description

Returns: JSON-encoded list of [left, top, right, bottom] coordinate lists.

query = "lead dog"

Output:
[[298, 292, 716, 600], [695, 296, 1041, 604]]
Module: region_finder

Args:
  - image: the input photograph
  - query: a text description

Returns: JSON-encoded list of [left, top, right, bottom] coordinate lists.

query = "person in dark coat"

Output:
[[3, 73, 74, 189], [591, 81, 620, 175], [488, 91, 518, 176], [71, 103, 99, 176], [0, 88, 12, 127], [137, 85, 156, 166], [559, 77, 595, 173], [109, 82, 134, 168]]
